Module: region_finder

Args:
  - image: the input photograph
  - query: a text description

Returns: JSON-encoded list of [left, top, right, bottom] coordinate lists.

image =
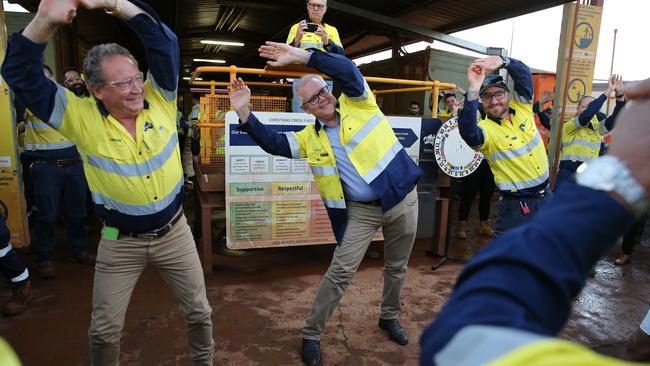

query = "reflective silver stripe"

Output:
[[641, 309, 650, 335], [560, 153, 590, 162], [561, 138, 600, 150], [323, 198, 346, 209], [344, 114, 382, 154], [10, 269, 29, 283], [346, 80, 370, 101], [512, 91, 532, 104], [285, 132, 302, 159], [488, 133, 542, 162], [495, 168, 549, 191], [0, 243, 11, 257], [25, 121, 51, 129], [24, 141, 75, 151], [573, 116, 582, 128], [91, 176, 183, 216], [363, 140, 401, 183], [300, 41, 324, 50], [49, 85, 69, 130], [149, 72, 176, 101], [310, 165, 338, 176], [600, 121, 609, 135], [87, 133, 178, 177], [435, 325, 546, 366]]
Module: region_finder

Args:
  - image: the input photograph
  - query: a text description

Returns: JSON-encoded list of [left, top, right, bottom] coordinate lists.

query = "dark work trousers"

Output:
[[20, 153, 34, 210], [622, 215, 647, 255], [458, 159, 495, 221], [494, 187, 553, 236], [0, 215, 28, 285], [31, 160, 88, 263]]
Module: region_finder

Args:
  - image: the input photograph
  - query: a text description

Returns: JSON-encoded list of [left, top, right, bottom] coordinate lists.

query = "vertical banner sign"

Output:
[[224, 111, 421, 249], [557, 4, 603, 115], [0, 3, 30, 247]]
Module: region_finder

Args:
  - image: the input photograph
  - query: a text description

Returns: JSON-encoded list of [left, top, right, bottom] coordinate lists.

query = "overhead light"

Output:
[[183, 77, 203, 81], [200, 40, 245, 47], [193, 58, 226, 64]]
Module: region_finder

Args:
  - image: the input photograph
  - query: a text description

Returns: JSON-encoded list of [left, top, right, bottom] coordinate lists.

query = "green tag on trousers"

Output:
[[102, 226, 119, 241]]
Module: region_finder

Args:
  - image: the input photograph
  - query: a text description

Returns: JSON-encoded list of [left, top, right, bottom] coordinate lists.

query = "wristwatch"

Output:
[[499, 55, 510, 68], [575, 156, 650, 217]]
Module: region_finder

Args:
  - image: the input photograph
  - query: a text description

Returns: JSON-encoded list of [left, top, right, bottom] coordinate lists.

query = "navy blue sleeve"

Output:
[[419, 181, 631, 365], [596, 111, 607, 121], [325, 42, 345, 55], [306, 51, 365, 98], [458, 99, 484, 147], [604, 99, 627, 131], [126, 1, 179, 91], [237, 114, 293, 158], [1, 33, 59, 121], [506, 58, 533, 102], [538, 109, 551, 130], [578, 94, 607, 126], [13, 97, 26, 123]]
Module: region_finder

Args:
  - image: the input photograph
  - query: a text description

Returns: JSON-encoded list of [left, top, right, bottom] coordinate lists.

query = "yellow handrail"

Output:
[[190, 65, 456, 118]]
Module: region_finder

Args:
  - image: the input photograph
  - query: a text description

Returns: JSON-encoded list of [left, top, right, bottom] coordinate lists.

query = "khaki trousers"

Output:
[[303, 188, 419, 340], [89, 215, 214, 365]]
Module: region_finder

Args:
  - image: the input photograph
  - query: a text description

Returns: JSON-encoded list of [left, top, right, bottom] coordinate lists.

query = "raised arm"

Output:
[[457, 63, 486, 148], [604, 75, 627, 131]]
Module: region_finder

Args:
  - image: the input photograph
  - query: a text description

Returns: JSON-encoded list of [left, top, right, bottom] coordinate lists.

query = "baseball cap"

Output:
[[479, 74, 509, 95]]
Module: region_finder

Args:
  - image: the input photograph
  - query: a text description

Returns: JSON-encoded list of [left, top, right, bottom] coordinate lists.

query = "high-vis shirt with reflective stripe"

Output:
[[23, 110, 76, 151], [560, 114, 605, 163], [2, 6, 181, 234], [286, 22, 344, 55]]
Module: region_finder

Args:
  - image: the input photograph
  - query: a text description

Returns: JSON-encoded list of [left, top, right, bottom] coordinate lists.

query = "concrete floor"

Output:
[[1, 196, 648, 365]]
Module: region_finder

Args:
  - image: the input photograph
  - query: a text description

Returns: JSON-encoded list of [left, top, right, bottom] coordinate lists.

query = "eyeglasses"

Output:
[[105, 72, 145, 90], [480, 90, 507, 102], [307, 2, 326, 10], [65, 76, 82, 83], [301, 86, 329, 108]]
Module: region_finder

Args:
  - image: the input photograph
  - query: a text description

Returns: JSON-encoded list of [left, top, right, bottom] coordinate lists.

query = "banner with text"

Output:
[[224, 111, 421, 249]]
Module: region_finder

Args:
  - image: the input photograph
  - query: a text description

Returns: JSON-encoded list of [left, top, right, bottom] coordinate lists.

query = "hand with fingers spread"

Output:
[[539, 90, 553, 105], [613, 74, 625, 97], [228, 77, 252, 122], [259, 41, 310, 67], [605, 74, 617, 96]]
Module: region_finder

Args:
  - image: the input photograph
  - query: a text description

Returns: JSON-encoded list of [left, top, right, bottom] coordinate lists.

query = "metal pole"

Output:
[[606, 28, 617, 113]]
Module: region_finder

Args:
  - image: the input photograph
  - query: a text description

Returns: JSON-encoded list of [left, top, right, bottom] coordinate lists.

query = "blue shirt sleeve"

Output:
[[578, 94, 607, 126], [419, 181, 631, 365], [458, 99, 485, 147], [237, 113, 293, 158], [604, 99, 626, 131], [306, 51, 365, 98], [506, 58, 533, 102], [324, 42, 345, 55]]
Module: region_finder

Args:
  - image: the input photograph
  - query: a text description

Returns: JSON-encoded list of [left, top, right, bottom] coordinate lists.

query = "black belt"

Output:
[[122, 209, 184, 240], [350, 198, 381, 206], [32, 157, 81, 168], [502, 188, 548, 200]]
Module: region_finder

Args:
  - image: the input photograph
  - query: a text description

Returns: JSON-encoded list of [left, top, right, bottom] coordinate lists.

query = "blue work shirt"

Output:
[[320, 116, 379, 202]]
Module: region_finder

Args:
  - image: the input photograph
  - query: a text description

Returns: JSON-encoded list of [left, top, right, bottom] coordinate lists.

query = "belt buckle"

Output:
[[136, 232, 159, 240], [55, 159, 65, 168]]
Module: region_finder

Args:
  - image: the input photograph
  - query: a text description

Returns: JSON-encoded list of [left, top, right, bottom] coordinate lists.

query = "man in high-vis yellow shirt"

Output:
[[458, 56, 551, 236], [231, 42, 422, 366], [286, 0, 344, 55], [2, 0, 214, 364]]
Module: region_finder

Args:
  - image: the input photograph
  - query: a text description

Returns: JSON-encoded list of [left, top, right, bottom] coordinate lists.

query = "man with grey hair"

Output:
[[2, 0, 214, 364], [229, 41, 422, 366]]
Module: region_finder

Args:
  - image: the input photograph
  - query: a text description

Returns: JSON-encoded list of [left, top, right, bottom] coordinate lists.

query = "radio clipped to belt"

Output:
[[519, 201, 531, 215]]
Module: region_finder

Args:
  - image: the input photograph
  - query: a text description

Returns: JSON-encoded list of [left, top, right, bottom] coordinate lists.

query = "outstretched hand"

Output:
[[228, 77, 251, 122], [613, 75, 625, 96], [259, 42, 310, 68], [473, 56, 504, 74], [539, 90, 553, 105], [467, 63, 485, 93], [36, 0, 79, 25]]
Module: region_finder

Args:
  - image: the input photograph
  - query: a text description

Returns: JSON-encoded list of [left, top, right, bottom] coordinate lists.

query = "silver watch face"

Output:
[[576, 157, 619, 191]]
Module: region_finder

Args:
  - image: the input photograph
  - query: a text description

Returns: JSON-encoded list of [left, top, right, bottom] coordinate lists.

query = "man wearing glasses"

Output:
[[287, 0, 344, 55], [2, 0, 214, 364], [62, 67, 92, 98], [458, 56, 551, 235], [230, 42, 421, 366]]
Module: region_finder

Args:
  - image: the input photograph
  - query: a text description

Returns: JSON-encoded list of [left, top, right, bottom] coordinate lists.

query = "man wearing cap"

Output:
[[458, 56, 551, 235]]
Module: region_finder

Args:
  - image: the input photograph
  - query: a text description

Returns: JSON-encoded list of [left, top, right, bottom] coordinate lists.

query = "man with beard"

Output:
[[458, 56, 551, 235], [62, 67, 91, 99]]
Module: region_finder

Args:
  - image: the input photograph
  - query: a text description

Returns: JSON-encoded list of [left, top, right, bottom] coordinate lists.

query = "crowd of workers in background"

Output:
[[0, 0, 648, 365]]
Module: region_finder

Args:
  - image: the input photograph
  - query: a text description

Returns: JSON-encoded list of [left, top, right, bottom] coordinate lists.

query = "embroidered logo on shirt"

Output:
[[519, 123, 526, 132], [144, 122, 153, 131]]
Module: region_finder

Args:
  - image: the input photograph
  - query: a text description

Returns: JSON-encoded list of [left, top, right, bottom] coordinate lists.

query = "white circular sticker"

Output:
[[434, 117, 484, 178]]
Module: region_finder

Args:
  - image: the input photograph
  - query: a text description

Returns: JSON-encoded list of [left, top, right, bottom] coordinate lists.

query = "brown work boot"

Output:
[[478, 220, 494, 237], [3, 281, 33, 316], [69, 251, 96, 266], [615, 254, 631, 265], [37, 261, 56, 279], [457, 221, 468, 239]]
